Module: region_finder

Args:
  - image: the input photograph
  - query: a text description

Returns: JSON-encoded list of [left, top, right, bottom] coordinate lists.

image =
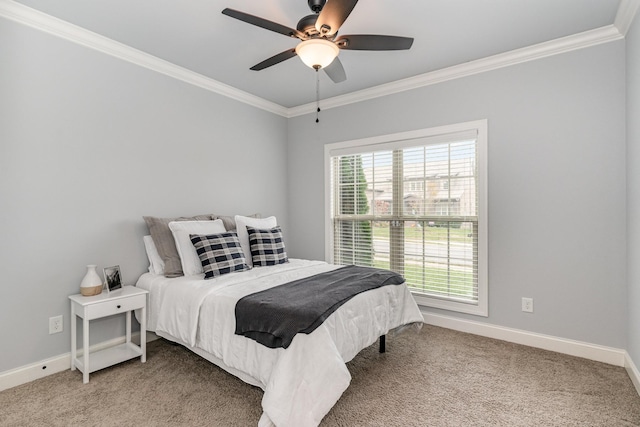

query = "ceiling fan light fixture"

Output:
[[295, 39, 339, 69]]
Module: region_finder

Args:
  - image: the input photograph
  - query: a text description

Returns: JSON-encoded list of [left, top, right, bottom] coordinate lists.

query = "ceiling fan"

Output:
[[222, 0, 414, 83]]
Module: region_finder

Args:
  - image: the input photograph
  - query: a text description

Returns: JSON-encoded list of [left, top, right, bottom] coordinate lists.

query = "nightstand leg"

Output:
[[126, 311, 131, 344], [83, 317, 89, 384], [70, 307, 76, 371], [141, 305, 146, 363]]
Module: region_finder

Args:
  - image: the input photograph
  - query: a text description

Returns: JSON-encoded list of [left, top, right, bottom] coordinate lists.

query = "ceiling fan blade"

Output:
[[250, 48, 298, 71], [324, 57, 347, 83], [315, 0, 358, 37], [222, 8, 305, 39], [335, 35, 414, 50]]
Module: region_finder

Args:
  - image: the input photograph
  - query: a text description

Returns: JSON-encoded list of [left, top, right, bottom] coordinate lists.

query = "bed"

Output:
[[136, 214, 424, 427]]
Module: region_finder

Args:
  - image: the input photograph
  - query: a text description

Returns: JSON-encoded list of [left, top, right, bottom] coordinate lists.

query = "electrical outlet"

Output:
[[49, 315, 63, 334], [521, 297, 534, 313]]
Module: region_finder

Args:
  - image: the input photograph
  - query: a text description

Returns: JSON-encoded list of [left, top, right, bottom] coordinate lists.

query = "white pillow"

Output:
[[143, 235, 165, 275], [168, 220, 226, 276], [235, 215, 277, 267]]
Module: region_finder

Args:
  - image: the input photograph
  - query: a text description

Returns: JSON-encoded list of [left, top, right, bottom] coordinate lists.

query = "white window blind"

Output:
[[326, 121, 487, 316]]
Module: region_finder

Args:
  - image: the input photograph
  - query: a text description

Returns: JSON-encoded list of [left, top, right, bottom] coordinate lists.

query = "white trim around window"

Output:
[[324, 120, 488, 316]]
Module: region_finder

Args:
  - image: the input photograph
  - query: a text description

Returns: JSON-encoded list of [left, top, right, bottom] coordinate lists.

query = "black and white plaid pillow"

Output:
[[190, 232, 251, 279], [247, 226, 288, 267]]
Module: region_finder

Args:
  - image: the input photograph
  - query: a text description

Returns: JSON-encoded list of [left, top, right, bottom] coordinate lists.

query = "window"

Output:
[[324, 121, 488, 316], [407, 181, 424, 192]]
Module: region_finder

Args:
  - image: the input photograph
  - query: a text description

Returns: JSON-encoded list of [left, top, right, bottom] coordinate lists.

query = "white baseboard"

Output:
[[625, 351, 640, 396], [422, 311, 627, 367], [0, 332, 157, 392], [0, 352, 71, 392]]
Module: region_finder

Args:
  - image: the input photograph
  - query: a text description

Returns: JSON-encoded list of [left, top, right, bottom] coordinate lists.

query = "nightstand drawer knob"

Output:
[[117, 305, 121, 309]]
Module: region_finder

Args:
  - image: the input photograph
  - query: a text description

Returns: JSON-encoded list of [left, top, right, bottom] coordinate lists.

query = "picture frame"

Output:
[[103, 265, 123, 293]]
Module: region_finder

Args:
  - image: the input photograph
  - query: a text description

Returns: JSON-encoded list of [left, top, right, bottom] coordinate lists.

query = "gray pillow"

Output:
[[213, 213, 261, 232], [143, 214, 213, 277]]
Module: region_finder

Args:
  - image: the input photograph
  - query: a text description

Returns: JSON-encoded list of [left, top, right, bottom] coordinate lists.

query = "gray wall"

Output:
[[0, 18, 287, 373], [1, 13, 635, 376], [287, 41, 627, 348], [627, 15, 640, 368]]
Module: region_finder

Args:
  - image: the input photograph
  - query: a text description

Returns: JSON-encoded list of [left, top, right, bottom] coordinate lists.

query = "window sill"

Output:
[[411, 292, 488, 317]]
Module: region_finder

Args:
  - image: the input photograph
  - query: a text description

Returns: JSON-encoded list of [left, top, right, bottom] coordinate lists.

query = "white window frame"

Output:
[[324, 120, 488, 316]]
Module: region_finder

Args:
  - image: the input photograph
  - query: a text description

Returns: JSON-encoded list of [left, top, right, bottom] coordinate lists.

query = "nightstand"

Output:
[[69, 286, 148, 383]]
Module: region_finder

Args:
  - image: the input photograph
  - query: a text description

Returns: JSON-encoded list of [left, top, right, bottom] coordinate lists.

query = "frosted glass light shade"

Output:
[[295, 39, 339, 69]]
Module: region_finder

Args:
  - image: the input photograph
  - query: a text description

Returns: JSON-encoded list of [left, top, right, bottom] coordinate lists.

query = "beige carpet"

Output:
[[1, 325, 639, 426]]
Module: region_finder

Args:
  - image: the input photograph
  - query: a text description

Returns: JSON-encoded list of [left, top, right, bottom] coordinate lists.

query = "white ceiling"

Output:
[[9, 0, 624, 108]]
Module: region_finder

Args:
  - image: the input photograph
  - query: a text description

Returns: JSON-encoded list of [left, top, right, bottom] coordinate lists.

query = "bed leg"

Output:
[[379, 335, 386, 353]]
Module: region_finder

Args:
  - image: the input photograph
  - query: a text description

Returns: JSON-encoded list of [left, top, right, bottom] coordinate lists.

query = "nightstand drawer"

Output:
[[85, 294, 146, 320]]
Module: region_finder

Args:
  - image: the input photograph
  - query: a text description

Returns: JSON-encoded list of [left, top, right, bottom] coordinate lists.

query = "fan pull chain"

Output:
[[315, 67, 321, 123]]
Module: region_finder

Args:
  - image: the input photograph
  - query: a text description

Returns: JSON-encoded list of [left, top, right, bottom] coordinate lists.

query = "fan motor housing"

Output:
[[297, 14, 320, 36]]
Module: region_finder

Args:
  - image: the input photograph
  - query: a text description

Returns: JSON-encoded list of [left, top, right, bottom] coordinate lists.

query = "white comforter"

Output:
[[136, 259, 423, 427]]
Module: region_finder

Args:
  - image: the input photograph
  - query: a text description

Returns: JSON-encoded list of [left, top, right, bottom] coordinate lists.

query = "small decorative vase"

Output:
[[80, 265, 103, 296]]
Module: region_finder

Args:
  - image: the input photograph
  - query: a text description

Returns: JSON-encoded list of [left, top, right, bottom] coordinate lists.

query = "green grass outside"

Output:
[[338, 219, 476, 300], [374, 257, 475, 299], [372, 223, 473, 243]]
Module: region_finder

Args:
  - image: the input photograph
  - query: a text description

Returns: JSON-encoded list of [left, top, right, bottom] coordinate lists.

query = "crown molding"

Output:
[[1, 0, 634, 118], [286, 25, 623, 117], [0, 0, 289, 117], [615, 0, 640, 36]]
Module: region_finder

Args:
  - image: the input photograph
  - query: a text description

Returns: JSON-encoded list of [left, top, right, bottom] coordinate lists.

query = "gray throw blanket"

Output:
[[234, 265, 405, 349]]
